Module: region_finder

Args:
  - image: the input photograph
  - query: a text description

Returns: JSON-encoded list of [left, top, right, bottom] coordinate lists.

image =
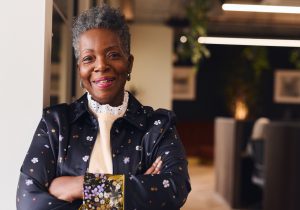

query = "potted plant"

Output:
[[225, 46, 270, 120]]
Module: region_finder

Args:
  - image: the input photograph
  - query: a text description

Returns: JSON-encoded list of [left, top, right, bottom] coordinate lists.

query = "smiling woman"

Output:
[[16, 4, 190, 210]]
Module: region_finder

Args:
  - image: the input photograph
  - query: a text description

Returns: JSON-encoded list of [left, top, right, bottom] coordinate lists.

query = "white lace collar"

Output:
[[87, 91, 129, 116]]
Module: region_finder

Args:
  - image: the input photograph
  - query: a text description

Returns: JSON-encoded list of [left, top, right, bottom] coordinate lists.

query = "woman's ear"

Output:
[[126, 55, 134, 81], [128, 54, 134, 72]]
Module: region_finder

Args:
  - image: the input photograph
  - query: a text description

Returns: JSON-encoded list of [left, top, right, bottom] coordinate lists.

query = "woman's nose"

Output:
[[94, 57, 109, 72]]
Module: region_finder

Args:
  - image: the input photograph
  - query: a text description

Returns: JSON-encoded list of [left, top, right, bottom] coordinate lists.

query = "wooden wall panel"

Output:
[[176, 121, 214, 159]]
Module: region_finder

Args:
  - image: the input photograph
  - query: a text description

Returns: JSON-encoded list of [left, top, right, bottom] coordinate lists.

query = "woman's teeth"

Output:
[[99, 80, 109, 84]]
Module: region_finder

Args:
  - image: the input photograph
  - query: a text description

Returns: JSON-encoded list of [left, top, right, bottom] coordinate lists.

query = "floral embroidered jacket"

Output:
[[16, 93, 191, 210]]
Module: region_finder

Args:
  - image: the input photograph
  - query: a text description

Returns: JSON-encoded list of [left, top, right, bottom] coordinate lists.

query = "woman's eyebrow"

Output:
[[81, 46, 120, 53], [81, 49, 94, 53], [105, 45, 121, 50], [105, 45, 127, 55]]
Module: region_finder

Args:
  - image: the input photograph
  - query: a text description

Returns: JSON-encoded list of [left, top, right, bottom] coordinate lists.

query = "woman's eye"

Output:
[[108, 52, 121, 59], [82, 56, 93, 63]]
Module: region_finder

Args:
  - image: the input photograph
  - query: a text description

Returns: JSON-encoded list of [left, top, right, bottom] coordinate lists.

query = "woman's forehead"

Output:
[[79, 29, 121, 47]]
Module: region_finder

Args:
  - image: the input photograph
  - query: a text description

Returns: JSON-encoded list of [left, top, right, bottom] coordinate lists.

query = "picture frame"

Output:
[[173, 66, 196, 100], [274, 70, 300, 104]]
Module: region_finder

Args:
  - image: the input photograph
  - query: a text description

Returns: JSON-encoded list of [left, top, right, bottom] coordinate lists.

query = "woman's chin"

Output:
[[89, 92, 117, 105], [88, 87, 125, 106], [91, 94, 111, 104]]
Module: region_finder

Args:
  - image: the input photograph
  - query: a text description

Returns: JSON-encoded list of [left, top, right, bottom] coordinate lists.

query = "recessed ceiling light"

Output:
[[180, 36, 188, 43], [198, 37, 300, 47], [222, 3, 300, 14]]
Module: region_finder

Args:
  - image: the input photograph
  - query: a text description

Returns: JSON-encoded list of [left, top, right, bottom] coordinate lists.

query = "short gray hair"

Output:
[[72, 5, 130, 60]]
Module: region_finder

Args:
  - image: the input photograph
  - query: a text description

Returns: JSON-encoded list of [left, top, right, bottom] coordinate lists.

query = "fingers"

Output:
[[144, 156, 162, 175], [152, 160, 162, 174]]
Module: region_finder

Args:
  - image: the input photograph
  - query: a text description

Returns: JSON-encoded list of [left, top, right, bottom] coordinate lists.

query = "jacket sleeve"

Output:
[[82, 110, 191, 210], [124, 111, 191, 209], [16, 112, 81, 210]]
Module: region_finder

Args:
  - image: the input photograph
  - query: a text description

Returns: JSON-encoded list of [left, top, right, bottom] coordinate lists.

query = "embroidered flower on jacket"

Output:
[[25, 179, 33, 186], [82, 155, 89, 162], [123, 157, 130, 164], [115, 183, 121, 190], [104, 192, 110, 199], [154, 120, 161, 125], [163, 179, 170, 188], [31, 157, 39, 164], [135, 145, 142, 151], [59, 135, 64, 142], [86, 136, 93, 141], [97, 184, 105, 192]]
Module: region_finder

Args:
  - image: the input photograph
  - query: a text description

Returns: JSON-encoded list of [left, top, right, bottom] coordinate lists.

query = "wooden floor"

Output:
[[182, 159, 231, 210]]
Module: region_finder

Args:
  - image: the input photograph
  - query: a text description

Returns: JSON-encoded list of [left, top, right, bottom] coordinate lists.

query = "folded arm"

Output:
[[81, 120, 191, 210], [123, 125, 191, 209], [16, 116, 81, 210], [47, 157, 162, 203]]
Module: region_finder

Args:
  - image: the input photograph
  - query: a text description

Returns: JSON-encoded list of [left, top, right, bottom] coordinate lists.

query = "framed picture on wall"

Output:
[[274, 70, 300, 104], [173, 67, 196, 100]]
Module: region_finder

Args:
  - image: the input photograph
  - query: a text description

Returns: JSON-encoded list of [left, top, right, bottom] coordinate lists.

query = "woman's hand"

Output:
[[144, 156, 162, 175], [48, 176, 84, 202]]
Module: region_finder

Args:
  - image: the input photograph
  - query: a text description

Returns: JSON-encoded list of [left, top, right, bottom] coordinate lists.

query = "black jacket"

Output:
[[17, 93, 191, 210]]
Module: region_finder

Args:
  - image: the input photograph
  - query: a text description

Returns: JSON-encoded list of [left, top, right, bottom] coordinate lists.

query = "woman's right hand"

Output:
[[144, 156, 162, 175], [48, 176, 84, 202]]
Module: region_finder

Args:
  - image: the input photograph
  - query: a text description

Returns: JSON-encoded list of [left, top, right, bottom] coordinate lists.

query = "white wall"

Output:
[[127, 24, 173, 110], [0, 0, 52, 209]]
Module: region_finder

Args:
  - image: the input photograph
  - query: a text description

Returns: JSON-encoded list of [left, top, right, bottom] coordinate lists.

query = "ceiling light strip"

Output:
[[198, 37, 300, 47], [222, 3, 300, 14]]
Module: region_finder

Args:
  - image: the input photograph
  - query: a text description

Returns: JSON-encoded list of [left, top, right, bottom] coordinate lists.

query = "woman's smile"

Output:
[[92, 76, 116, 89]]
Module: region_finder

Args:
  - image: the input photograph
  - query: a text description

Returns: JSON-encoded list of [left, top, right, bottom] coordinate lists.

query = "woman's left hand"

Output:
[[144, 156, 162, 175], [48, 176, 84, 202]]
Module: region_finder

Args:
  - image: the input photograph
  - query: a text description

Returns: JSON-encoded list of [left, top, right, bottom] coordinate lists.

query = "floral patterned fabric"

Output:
[[80, 173, 124, 210], [16, 92, 191, 210]]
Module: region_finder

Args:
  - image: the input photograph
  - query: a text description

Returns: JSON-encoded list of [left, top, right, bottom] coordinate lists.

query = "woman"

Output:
[[17, 4, 190, 210]]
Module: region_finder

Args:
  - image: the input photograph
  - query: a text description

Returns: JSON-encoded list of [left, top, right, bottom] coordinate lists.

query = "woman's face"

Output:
[[78, 28, 133, 106]]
